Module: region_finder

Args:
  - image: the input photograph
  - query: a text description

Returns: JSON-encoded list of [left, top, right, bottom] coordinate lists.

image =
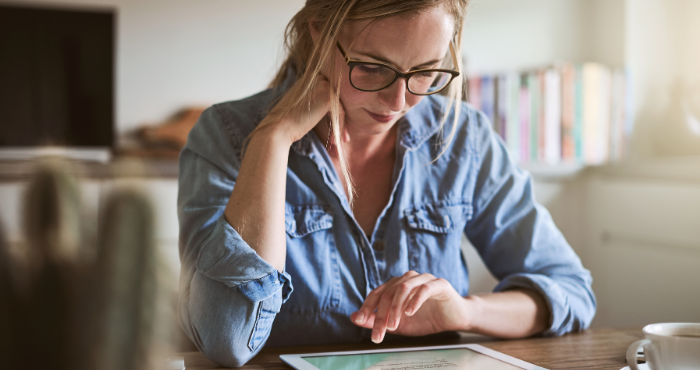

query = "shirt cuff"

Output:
[[196, 216, 293, 304], [494, 273, 574, 337], [237, 270, 293, 303]]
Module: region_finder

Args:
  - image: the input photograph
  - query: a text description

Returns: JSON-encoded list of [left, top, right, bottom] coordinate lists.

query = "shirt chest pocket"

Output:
[[404, 202, 473, 292], [281, 205, 341, 314]]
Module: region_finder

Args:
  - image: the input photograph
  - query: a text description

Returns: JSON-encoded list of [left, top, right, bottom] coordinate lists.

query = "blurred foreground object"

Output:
[[121, 107, 205, 158], [23, 161, 84, 265], [5, 161, 84, 370], [0, 160, 175, 370], [87, 189, 175, 370]]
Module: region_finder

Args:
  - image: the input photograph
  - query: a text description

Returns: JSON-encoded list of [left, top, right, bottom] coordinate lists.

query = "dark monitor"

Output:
[[0, 4, 115, 152]]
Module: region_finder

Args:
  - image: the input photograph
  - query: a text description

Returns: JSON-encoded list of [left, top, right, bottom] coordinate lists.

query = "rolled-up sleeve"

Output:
[[464, 110, 596, 336], [177, 104, 292, 367]]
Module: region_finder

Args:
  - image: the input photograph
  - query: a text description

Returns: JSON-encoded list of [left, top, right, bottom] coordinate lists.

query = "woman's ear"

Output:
[[308, 19, 320, 44]]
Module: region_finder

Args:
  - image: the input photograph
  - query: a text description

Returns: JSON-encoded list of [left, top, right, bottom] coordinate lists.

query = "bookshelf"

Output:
[[461, 0, 700, 171], [461, 0, 626, 174], [519, 162, 584, 180]]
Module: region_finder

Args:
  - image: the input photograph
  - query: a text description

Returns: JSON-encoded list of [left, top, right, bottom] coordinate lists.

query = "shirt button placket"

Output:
[[359, 235, 381, 290], [373, 241, 385, 252]]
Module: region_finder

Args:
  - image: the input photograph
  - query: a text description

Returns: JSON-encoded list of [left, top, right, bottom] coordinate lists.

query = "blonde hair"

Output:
[[258, 0, 468, 205]]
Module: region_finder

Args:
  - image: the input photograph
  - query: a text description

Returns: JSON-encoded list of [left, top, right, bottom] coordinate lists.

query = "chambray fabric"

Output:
[[177, 76, 596, 367]]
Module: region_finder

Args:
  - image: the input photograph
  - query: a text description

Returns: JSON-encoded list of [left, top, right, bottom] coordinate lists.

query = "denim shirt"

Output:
[[177, 76, 596, 367]]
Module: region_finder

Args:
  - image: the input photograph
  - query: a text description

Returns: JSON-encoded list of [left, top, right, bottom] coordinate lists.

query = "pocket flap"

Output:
[[285, 205, 333, 238], [405, 202, 472, 234]]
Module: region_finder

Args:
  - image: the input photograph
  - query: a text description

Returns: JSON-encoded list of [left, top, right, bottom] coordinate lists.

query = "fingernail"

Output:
[[372, 330, 381, 343], [355, 313, 365, 324], [405, 309, 413, 316], [388, 318, 396, 330]]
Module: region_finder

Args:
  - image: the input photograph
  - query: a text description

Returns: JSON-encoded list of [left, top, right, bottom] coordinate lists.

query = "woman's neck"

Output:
[[314, 119, 397, 164]]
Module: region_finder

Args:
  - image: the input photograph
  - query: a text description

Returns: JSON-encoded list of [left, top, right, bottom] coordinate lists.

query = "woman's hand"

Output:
[[350, 271, 472, 343], [258, 76, 335, 145]]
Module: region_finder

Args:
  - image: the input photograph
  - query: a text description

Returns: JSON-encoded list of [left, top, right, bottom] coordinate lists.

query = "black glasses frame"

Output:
[[336, 41, 460, 96]]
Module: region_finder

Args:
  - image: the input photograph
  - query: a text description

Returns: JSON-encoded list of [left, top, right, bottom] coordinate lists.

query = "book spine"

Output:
[[598, 66, 612, 164], [574, 64, 584, 163], [506, 72, 521, 162], [519, 74, 530, 163], [583, 63, 600, 165], [468, 76, 482, 110], [497, 75, 508, 141], [561, 63, 576, 162], [544, 68, 562, 165], [467, 61, 628, 167], [538, 71, 547, 163], [481, 76, 495, 129], [528, 72, 540, 163]]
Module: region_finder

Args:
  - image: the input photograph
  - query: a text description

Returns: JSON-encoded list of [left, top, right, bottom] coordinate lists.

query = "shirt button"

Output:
[[373, 241, 385, 252]]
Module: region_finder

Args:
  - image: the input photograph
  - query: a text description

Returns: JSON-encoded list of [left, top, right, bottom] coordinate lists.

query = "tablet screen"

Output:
[[302, 348, 525, 370]]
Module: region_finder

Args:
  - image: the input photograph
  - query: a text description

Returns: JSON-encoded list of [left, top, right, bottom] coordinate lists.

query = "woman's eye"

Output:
[[357, 65, 383, 75], [418, 71, 435, 78]]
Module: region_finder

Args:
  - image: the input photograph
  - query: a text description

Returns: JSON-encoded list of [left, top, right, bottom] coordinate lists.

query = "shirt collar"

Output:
[[396, 95, 446, 150]]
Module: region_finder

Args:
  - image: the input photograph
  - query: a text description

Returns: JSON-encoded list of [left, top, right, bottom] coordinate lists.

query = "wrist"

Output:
[[459, 295, 484, 332], [249, 123, 295, 149]]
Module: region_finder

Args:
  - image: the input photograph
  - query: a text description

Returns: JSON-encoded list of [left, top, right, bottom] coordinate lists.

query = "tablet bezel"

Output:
[[280, 343, 549, 370]]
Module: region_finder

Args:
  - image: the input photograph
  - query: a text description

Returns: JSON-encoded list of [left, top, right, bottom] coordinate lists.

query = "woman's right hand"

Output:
[[260, 76, 333, 145]]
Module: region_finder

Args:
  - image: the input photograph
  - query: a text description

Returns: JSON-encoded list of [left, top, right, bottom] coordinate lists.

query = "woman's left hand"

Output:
[[350, 271, 471, 343]]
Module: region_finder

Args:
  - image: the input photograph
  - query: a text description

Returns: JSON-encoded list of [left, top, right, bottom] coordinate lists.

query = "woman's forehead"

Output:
[[340, 7, 455, 70]]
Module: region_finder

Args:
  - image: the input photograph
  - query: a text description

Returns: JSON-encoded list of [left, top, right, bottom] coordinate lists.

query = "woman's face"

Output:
[[335, 6, 455, 136]]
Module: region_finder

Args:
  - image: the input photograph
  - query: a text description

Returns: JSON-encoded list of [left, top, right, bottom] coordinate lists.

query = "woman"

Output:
[[177, 0, 596, 367]]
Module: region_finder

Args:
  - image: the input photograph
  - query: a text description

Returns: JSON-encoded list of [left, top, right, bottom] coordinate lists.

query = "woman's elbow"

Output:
[[199, 340, 256, 368], [186, 272, 265, 367]]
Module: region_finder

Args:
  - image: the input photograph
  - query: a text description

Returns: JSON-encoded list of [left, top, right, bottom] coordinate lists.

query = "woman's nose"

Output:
[[378, 78, 407, 112]]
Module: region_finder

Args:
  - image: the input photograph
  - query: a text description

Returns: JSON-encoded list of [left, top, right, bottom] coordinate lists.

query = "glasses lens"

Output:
[[350, 64, 396, 91], [408, 71, 453, 94]]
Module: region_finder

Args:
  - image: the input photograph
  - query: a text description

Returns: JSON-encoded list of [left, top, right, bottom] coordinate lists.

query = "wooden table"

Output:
[[181, 327, 643, 370]]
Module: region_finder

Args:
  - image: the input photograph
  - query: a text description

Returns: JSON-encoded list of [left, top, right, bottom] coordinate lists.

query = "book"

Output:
[[528, 72, 541, 163], [506, 72, 521, 161], [543, 68, 562, 165], [468, 77, 482, 110], [481, 76, 496, 130], [574, 64, 584, 162], [496, 75, 508, 141], [560, 63, 576, 162], [464, 62, 629, 167], [598, 66, 612, 165], [519, 74, 531, 163], [582, 63, 599, 165]]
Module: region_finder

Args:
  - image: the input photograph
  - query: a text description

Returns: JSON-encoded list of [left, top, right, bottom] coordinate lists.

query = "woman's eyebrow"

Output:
[[355, 51, 441, 70]]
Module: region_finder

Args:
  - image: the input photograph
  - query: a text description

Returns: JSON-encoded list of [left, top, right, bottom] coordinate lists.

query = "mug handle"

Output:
[[626, 339, 651, 370]]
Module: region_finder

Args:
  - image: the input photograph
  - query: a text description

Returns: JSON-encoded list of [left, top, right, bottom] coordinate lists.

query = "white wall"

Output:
[[462, 0, 625, 75], [625, 0, 700, 157], [0, 0, 306, 142], [581, 167, 700, 327]]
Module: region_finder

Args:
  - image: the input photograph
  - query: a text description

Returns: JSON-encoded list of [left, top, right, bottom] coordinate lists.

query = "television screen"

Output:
[[0, 5, 114, 148]]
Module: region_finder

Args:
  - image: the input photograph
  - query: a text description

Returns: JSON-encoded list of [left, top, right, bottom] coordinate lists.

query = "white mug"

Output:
[[626, 323, 700, 370]]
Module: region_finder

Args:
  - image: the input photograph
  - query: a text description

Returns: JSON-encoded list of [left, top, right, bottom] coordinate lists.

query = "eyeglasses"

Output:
[[336, 41, 460, 95]]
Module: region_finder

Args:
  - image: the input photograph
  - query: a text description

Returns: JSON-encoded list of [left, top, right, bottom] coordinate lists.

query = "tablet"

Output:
[[280, 344, 548, 370]]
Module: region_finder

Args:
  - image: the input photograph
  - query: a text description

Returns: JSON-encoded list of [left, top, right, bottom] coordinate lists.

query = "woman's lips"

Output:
[[365, 109, 397, 123]]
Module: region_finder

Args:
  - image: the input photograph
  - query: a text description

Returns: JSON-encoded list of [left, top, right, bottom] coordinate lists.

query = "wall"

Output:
[[462, 0, 625, 75], [625, 0, 700, 157]]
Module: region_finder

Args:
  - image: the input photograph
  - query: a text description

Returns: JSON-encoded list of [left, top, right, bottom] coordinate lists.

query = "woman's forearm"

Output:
[[224, 128, 293, 272], [461, 289, 550, 338]]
